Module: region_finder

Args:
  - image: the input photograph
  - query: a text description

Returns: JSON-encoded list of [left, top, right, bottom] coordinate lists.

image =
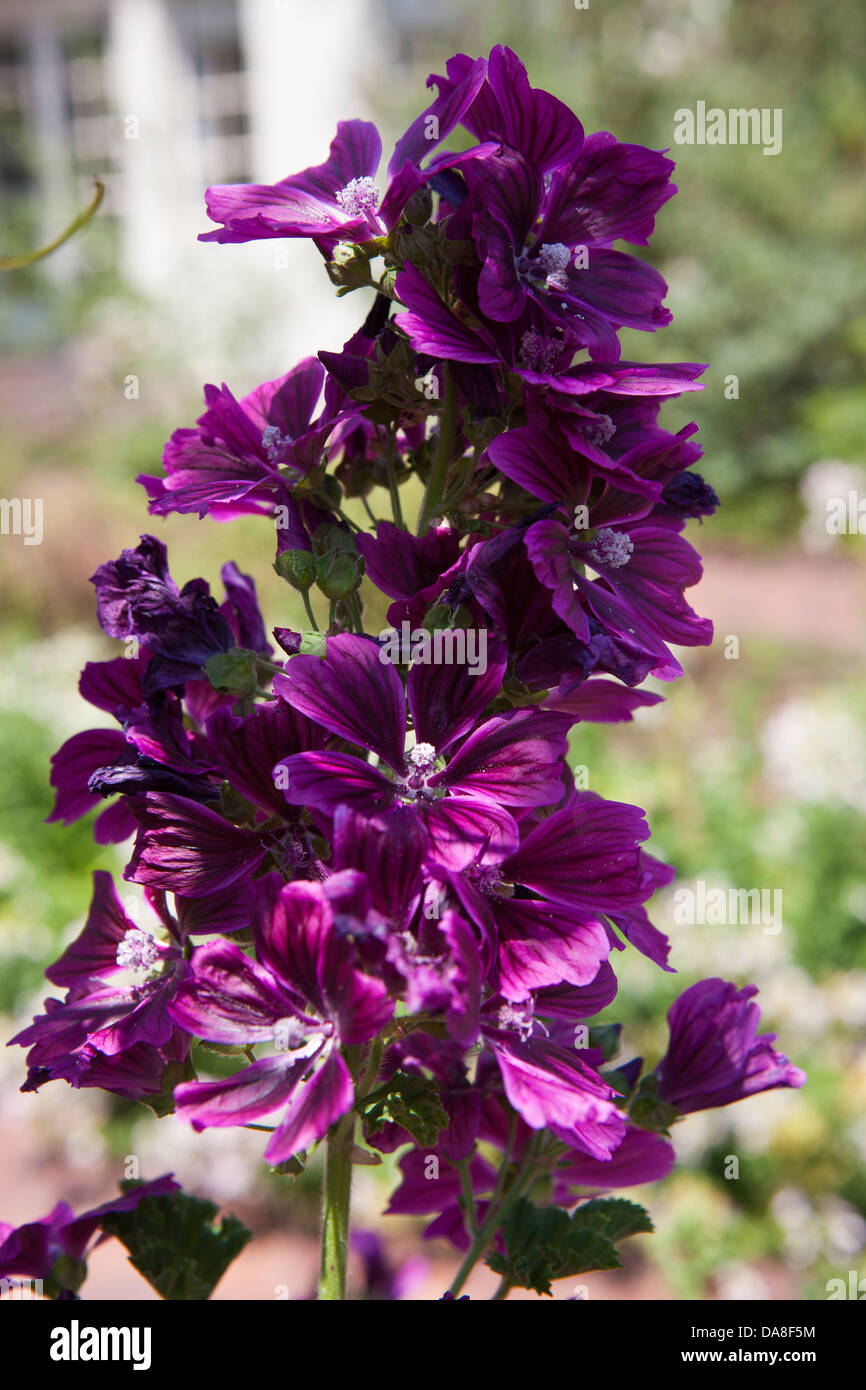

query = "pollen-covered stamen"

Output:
[[335, 176, 380, 218], [115, 928, 160, 974], [408, 742, 437, 770], [538, 241, 572, 290], [272, 1017, 308, 1053], [497, 1000, 534, 1041], [519, 329, 563, 374], [474, 864, 515, 901], [261, 425, 293, 462], [579, 413, 616, 448], [590, 527, 634, 569]]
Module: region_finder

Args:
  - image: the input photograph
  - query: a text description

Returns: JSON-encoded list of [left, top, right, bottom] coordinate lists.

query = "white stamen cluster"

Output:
[[261, 426, 292, 461], [538, 241, 572, 290], [590, 528, 634, 569], [408, 742, 437, 770], [497, 1000, 534, 1041], [115, 928, 160, 973], [273, 1017, 306, 1052], [335, 176, 379, 217]]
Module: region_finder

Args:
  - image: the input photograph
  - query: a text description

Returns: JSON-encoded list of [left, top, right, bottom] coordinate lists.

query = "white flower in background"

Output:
[[760, 694, 866, 813]]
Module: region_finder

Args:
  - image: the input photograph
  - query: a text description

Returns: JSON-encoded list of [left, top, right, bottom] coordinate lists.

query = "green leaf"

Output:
[[570, 1197, 654, 1244], [486, 1196, 652, 1296], [486, 1199, 620, 1295], [360, 1070, 448, 1148], [101, 1188, 251, 1301]]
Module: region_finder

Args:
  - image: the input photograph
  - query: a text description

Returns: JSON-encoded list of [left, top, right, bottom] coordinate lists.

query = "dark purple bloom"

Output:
[[0, 1175, 178, 1286], [170, 879, 393, 1162], [199, 59, 497, 250], [273, 633, 571, 869], [140, 359, 342, 519], [655, 979, 806, 1113]]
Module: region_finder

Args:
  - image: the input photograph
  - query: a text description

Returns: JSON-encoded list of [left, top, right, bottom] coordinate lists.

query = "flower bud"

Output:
[[274, 549, 316, 591], [315, 550, 365, 600]]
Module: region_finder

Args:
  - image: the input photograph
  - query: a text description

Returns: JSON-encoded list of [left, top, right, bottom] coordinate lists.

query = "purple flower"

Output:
[[9, 872, 190, 1085], [199, 59, 497, 250], [273, 633, 571, 869], [0, 1176, 178, 1287], [140, 359, 342, 519], [655, 979, 806, 1113], [170, 879, 393, 1162]]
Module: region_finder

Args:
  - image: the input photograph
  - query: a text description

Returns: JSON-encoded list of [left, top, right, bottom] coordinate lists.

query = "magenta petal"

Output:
[[496, 900, 610, 1001], [554, 1127, 675, 1201], [504, 797, 649, 916], [47, 728, 130, 825], [264, 1049, 354, 1163], [276, 751, 396, 815], [543, 679, 664, 722], [176, 1053, 312, 1129], [125, 794, 266, 896], [437, 710, 570, 807], [407, 637, 507, 753], [169, 938, 293, 1043], [420, 797, 519, 870], [274, 633, 405, 771], [393, 265, 499, 364], [491, 1035, 626, 1160], [523, 521, 591, 641], [46, 871, 135, 987]]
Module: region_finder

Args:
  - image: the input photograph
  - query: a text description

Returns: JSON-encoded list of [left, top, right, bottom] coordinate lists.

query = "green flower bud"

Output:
[[314, 549, 365, 600], [274, 549, 316, 590]]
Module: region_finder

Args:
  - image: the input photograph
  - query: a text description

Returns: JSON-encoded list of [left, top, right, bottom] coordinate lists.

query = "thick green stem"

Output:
[[318, 1111, 355, 1301], [417, 366, 458, 536]]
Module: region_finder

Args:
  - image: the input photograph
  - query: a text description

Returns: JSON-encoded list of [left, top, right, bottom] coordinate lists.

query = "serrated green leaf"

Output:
[[571, 1196, 654, 1244], [360, 1070, 448, 1148], [101, 1188, 251, 1301], [486, 1198, 622, 1295]]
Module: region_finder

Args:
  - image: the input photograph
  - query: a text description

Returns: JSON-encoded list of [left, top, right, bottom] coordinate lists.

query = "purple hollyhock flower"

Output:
[[0, 1175, 178, 1286], [523, 513, 711, 665], [655, 979, 806, 1113], [428, 46, 585, 177], [273, 633, 571, 869], [91, 537, 268, 695], [170, 878, 392, 1163], [140, 359, 343, 519], [199, 58, 497, 250], [449, 146, 672, 361], [10, 871, 190, 1078], [394, 260, 704, 396]]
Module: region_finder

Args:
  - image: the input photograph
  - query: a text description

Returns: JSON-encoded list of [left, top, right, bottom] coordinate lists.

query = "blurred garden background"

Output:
[[0, 0, 864, 1299]]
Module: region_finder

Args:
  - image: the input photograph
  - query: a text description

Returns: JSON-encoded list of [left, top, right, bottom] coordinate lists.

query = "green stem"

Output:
[[417, 366, 458, 536], [302, 590, 320, 631], [457, 1159, 480, 1240], [491, 1278, 512, 1300], [383, 427, 406, 530], [318, 1110, 355, 1301], [447, 1149, 535, 1298]]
